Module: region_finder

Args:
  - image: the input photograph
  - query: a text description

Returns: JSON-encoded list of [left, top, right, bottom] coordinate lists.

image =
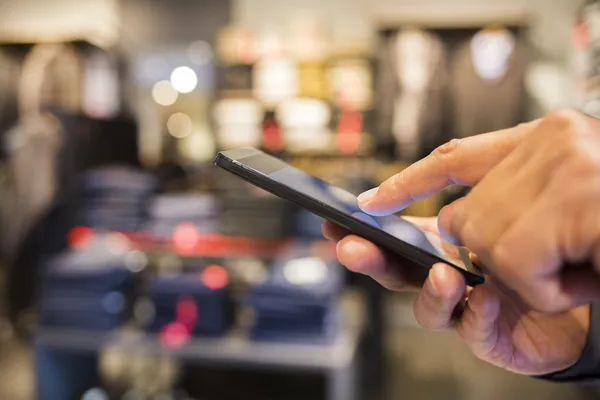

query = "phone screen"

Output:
[[235, 151, 479, 275]]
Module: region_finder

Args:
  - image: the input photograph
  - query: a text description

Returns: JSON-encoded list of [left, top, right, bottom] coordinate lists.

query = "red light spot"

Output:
[[176, 296, 198, 328], [336, 109, 362, 154], [262, 120, 284, 152], [201, 265, 229, 290], [159, 321, 191, 349], [573, 22, 590, 50], [172, 222, 199, 254], [68, 226, 95, 249]]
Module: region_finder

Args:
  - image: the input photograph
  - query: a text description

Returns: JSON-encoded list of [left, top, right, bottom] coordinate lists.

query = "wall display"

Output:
[[328, 58, 373, 110], [217, 64, 253, 92], [213, 98, 263, 149], [450, 27, 526, 137], [276, 98, 331, 153], [298, 62, 328, 100], [287, 13, 327, 62], [253, 57, 298, 109], [216, 26, 256, 65]]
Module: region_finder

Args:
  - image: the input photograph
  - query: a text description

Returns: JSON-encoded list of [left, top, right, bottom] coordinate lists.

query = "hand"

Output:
[[322, 218, 590, 376], [358, 110, 600, 313]]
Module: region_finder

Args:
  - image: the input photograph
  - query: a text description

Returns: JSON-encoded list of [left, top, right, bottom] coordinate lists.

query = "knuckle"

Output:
[[490, 243, 522, 281], [459, 220, 485, 256], [542, 109, 583, 130], [432, 139, 463, 164]]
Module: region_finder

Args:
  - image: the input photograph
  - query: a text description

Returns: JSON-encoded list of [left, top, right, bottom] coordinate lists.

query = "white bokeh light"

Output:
[[170, 66, 198, 93], [167, 113, 193, 138], [152, 80, 178, 106]]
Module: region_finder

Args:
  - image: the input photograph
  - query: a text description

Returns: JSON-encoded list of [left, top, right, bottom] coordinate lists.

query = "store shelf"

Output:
[[35, 291, 365, 372]]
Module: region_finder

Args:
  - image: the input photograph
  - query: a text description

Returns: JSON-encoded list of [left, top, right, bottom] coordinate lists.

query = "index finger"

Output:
[[358, 123, 535, 216]]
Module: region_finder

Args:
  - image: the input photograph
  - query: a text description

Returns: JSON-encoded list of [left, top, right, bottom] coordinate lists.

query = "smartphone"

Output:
[[214, 147, 484, 286]]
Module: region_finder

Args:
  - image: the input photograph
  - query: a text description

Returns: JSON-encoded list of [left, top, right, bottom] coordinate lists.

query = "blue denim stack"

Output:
[[294, 209, 326, 239], [145, 272, 231, 337], [39, 241, 134, 331], [248, 252, 343, 344], [76, 167, 158, 232]]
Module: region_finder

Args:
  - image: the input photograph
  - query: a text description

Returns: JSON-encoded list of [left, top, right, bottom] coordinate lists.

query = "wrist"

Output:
[[538, 303, 599, 382]]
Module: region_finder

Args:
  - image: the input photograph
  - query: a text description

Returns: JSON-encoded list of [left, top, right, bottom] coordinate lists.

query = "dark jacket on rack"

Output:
[[449, 36, 527, 137]]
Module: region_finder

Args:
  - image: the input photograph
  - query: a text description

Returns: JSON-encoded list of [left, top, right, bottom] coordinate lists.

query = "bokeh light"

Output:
[[124, 250, 149, 273], [188, 40, 213, 65], [152, 80, 179, 106], [176, 295, 198, 328], [201, 265, 229, 290], [159, 321, 191, 349], [166, 113, 193, 138], [172, 222, 200, 253], [67, 226, 95, 249], [170, 66, 198, 94]]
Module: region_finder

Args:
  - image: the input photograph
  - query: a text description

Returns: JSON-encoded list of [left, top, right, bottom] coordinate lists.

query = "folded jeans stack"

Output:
[[39, 241, 134, 331], [248, 254, 343, 344], [145, 269, 231, 337], [76, 167, 158, 232]]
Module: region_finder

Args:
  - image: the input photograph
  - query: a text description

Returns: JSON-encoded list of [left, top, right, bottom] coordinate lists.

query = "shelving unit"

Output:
[[35, 291, 365, 400]]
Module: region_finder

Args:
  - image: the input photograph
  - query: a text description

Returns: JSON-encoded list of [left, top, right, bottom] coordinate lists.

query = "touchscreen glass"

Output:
[[236, 152, 479, 275]]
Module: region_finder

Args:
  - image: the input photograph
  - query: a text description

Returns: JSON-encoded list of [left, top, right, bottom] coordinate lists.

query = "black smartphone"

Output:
[[214, 147, 484, 286]]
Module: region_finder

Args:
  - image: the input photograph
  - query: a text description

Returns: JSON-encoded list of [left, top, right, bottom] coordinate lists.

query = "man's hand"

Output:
[[357, 110, 600, 313], [323, 218, 590, 376]]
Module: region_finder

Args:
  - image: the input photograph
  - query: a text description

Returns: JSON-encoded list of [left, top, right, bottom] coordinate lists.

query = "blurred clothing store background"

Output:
[[0, 0, 599, 399]]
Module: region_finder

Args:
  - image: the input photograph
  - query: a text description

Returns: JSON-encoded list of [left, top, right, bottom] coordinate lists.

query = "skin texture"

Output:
[[323, 109, 600, 375], [323, 219, 589, 376]]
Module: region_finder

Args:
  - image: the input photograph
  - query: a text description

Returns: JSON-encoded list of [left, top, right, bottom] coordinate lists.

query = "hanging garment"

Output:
[[391, 29, 448, 161], [19, 43, 83, 117], [375, 29, 448, 161], [0, 49, 20, 143], [450, 29, 527, 138], [0, 114, 61, 263]]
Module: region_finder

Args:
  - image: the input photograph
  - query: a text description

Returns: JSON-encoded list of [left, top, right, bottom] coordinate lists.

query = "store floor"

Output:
[[384, 293, 599, 400]]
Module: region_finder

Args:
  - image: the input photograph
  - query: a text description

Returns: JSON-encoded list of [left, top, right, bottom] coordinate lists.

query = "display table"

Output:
[[35, 292, 365, 400]]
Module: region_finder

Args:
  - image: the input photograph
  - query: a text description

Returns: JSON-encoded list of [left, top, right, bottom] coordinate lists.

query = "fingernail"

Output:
[[358, 188, 378, 204]]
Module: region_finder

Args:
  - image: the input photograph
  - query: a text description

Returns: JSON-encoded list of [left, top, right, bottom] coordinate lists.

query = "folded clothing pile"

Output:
[[220, 194, 294, 239], [248, 253, 343, 344], [39, 240, 135, 331], [76, 166, 158, 232], [213, 169, 295, 239], [145, 193, 220, 241], [145, 267, 231, 337]]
